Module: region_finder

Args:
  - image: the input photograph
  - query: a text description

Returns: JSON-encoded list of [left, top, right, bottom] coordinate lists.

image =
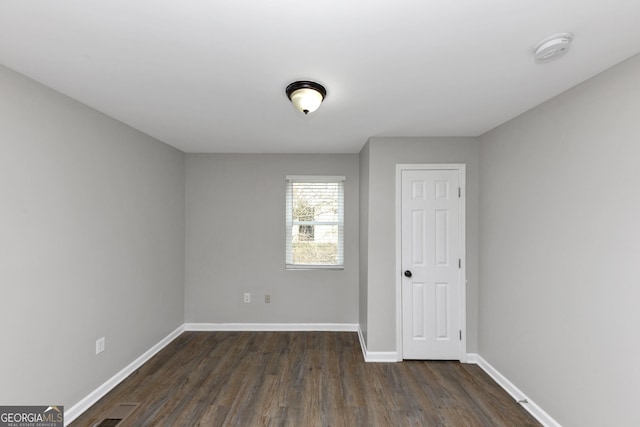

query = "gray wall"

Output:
[[0, 66, 185, 407], [185, 154, 359, 324], [360, 138, 480, 352], [358, 143, 370, 342], [479, 53, 640, 426]]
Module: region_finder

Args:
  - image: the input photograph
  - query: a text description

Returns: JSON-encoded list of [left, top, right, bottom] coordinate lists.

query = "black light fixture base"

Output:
[[285, 81, 327, 101]]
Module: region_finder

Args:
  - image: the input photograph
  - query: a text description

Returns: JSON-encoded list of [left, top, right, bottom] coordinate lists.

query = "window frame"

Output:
[[285, 175, 345, 270]]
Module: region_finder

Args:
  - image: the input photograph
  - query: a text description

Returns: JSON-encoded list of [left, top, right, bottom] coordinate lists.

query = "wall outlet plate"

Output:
[[265, 294, 271, 303], [96, 337, 105, 355], [244, 293, 251, 303]]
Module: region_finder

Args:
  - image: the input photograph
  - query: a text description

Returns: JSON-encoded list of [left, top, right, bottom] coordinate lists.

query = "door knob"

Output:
[[404, 270, 412, 278]]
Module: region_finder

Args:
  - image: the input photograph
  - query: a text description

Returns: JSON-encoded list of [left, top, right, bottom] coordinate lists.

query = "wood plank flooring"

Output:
[[70, 332, 540, 427]]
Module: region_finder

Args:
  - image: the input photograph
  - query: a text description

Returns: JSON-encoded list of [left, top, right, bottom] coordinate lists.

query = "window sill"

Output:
[[286, 264, 344, 271]]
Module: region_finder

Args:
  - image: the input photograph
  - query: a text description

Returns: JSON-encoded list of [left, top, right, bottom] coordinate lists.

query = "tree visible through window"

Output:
[[285, 176, 345, 269]]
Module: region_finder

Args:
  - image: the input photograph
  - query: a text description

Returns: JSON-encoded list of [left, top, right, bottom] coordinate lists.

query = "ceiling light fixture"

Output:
[[534, 33, 573, 62], [286, 81, 326, 115]]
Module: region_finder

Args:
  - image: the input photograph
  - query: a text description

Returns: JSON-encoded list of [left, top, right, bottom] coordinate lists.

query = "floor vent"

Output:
[[93, 403, 139, 427], [95, 419, 122, 427]]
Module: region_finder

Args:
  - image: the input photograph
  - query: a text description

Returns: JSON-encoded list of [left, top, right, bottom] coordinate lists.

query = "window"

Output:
[[285, 176, 345, 269]]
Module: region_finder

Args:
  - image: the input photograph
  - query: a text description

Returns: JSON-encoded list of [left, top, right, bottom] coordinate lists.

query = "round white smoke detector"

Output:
[[534, 33, 573, 62]]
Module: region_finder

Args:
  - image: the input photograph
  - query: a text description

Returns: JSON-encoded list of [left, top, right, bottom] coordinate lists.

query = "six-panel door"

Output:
[[401, 169, 462, 360]]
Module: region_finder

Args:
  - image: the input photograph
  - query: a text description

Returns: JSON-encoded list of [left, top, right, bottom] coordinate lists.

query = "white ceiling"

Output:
[[1, 1, 640, 153]]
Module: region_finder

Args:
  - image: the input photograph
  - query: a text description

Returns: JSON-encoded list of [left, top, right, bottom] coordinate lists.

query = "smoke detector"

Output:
[[534, 33, 573, 62]]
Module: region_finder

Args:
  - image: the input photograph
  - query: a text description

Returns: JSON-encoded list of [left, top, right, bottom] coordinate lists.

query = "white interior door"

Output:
[[401, 168, 463, 360]]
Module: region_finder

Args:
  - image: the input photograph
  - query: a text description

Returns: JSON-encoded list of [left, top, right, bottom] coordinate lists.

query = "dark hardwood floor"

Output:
[[70, 332, 540, 427]]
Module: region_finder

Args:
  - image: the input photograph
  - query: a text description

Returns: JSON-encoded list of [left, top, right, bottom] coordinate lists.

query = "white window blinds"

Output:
[[285, 176, 345, 269]]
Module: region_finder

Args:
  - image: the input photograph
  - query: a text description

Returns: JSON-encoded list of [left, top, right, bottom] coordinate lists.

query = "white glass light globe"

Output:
[[290, 87, 324, 115]]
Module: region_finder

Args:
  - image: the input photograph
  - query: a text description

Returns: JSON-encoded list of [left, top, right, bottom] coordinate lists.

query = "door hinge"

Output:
[[459, 330, 462, 340], [458, 187, 461, 198], [458, 259, 461, 268]]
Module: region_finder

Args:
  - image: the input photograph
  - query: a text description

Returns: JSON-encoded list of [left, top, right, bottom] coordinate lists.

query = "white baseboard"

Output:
[[357, 325, 398, 363], [64, 324, 185, 426], [466, 353, 561, 427], [184, 322, 358, 332]]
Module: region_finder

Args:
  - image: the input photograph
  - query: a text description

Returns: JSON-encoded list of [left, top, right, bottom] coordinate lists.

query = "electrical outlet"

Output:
[[265, 294, 271, 303], [244, 293, 251, 303], [96, 337, 105, 355]]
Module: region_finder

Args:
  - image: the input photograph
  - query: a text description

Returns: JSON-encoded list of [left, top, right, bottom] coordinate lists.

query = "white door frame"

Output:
[[395, 164, 467, 362]]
